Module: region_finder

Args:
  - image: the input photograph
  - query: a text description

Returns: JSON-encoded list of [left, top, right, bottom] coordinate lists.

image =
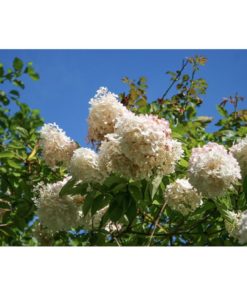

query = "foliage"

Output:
[[0, 58, 63, 245], [0, 55, 246, 246]]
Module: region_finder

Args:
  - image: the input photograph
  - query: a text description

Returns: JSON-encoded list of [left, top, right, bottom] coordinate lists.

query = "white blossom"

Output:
[[33, 177, 84, 232], [105, 221, 122, 233], [230, 135, 247, 177], [164, 178, 203, 215], [188, 142, 241, 198], [69, 147, 103, 183], [114, 113, 183, 178], [98, 134, 151, 180], [87, 87, 130, 142], [225, 210, 247, 244], [40, 123, 77, 168]]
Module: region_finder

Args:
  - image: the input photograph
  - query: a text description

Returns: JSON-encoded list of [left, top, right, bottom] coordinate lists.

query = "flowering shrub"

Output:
[[0, 55, 246, 246]]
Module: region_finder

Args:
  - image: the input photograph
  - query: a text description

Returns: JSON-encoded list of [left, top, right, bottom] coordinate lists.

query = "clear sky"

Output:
[[0, 50, 246, 146]]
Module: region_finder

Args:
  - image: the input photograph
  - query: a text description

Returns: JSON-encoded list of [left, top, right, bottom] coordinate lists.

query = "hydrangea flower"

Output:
[[164, 178, 203, 215], [33, 177, 84, 232], [188, 142, 241, 198], [230, 135, 247, 177], [225, 210, 247, 245], [40, 123, 77, 168], [87, 87, 130, 142], [98, 133, 151, 180], [69, 147, 103, 183], [114, 113, 183, 178]]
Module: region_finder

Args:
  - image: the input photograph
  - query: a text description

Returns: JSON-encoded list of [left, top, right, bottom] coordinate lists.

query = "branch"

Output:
[[147, 200, 168, 246], [161, 59, 189, 99]]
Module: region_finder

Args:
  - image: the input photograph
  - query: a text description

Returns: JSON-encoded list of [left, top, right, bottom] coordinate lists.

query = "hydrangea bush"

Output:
[[0, 56, 247, 246]]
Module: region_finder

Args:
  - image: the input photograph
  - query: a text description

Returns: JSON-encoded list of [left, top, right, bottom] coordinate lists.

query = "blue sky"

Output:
[[0, 50, 246, 146]]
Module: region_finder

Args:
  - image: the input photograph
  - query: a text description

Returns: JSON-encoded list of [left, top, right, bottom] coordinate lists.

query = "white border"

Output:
[[1, 0, 247, 49], [1, 1, 247, 295], [0, 247, 246, 295]]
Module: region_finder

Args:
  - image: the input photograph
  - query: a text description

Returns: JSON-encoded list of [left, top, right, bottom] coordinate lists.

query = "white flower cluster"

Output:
[[188, 142, 241, 198], [40, 123, 77, 168], [88, 87, 130, 142], [164, 178, 203, 215], [230, 135, 247, 177], [98, 112, 183, 180], [105, 221, 122, 233], [98, 133, 151, 180], [225, 210, 247, 244], [33, 177, 84, 232], [70, 147, 103, 183], [39, 88, 183, 183]]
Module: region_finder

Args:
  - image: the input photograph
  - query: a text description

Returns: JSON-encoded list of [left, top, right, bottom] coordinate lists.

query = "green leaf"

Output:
[[104, 175, 127, 188], [108, 201, 124, 222], [187, 105, 196, 119], [0, 64, 4, 77], [13, 58, 24, 71], [83, 194, 94, 216], [216, 105, 228, 118], [128, 183, 143, 202], [25, 63, 40, 81], [150, 175, 163, 200], [125, 199, 137, 223], [243, 176, 247, 197], [59, 178, 77, 197], [179, 158, 188, 168], [7, 159, 22, 169], [183, 74, 190, 82], [9, 90, 20, 98], [0, 151, 15, 159], [13, 79, 25, 89], [15, 126, 29, 137], [91, 195, 108, 216]]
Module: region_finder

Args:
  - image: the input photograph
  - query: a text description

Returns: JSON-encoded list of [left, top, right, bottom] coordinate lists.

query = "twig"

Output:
[[147, 200, 168, 246], [161, 59, 189, 99], [113, 236, 121, 247]]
